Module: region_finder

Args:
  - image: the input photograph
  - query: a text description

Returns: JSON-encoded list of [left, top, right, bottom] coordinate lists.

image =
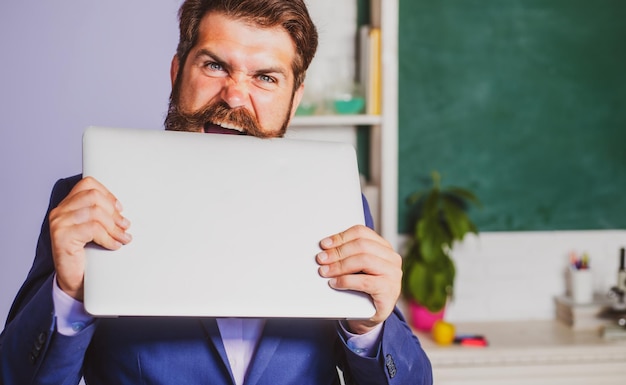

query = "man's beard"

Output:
[[164, 81, 293, 138]]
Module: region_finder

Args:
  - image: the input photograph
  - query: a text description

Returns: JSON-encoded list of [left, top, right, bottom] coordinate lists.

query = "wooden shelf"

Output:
[[288, 0, 399, 249], [290, 114, 382, 127]]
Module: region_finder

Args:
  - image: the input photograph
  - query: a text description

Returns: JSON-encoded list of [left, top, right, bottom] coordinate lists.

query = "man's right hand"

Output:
[[49, 176, 132, 301]]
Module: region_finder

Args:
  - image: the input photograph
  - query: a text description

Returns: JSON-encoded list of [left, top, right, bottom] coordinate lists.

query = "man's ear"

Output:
[[289, 83, 305, 120], [170, 55, 180, 87]]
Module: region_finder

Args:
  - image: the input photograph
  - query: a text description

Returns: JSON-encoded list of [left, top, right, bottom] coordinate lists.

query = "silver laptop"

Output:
[[82, 126, 375, 319]]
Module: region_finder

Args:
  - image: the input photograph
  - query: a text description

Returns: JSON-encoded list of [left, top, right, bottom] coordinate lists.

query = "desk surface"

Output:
[[415, 320, 626, 366]]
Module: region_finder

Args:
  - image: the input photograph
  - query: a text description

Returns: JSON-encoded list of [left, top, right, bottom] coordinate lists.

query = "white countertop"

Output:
[[414, 320, 626, 367]]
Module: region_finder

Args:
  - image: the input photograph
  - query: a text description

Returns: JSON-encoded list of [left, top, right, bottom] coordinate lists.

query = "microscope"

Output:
[[606, 248, 626, 332], [608, 248, 626, 310]]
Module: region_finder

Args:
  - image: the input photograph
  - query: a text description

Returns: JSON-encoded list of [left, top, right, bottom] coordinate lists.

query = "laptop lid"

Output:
[[82, 126, 375, 319]]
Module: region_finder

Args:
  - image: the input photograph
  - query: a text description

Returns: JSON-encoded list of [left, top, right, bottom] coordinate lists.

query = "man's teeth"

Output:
[[216, 122, 244, 132]]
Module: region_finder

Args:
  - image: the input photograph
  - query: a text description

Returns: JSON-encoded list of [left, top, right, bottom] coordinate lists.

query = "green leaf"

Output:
[[442, 256, 456, 295], [417, 217, 448, 263], [405, 262, 430, 305], [408, 258, 455, 312], [445, 186, 481, 207], [426, 257, 456, 311], [441, 199, 474, 241], [421, 188, 440, 218], [428, 273, 448, 311]]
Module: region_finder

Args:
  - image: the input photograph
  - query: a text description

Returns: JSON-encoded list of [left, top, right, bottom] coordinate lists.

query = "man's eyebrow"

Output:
[[194, 48, 223, 64], [255, 65, 289, 80]]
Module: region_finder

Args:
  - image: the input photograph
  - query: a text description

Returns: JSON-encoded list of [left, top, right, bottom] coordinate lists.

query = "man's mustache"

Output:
[[165, 100, 280, 138]]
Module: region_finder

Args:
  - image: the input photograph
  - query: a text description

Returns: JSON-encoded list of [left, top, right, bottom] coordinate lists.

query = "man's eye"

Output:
[[258, 75, 275, 83], [204, 62, 223, 71]]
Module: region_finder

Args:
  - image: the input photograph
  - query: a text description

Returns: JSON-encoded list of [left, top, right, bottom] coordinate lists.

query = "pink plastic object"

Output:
[[409, 301, 445, 332]]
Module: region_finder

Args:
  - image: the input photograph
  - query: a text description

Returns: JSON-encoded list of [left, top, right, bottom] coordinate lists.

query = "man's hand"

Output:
[[49, 176, 131, 301], [316, 224, 402, 335]]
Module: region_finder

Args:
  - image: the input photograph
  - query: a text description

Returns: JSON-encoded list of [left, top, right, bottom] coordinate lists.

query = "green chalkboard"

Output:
[[398, 0, 626, 233]]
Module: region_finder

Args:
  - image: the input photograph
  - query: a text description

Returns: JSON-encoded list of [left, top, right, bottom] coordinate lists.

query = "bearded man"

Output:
[[0, 1, 432, 384]]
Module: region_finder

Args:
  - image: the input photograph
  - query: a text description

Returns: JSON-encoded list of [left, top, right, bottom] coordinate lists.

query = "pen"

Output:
[[454, 335, 488, 347], [569, 251, 590, 270]]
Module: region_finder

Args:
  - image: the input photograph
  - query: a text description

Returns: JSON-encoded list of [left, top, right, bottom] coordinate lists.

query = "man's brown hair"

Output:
[[175, 0, 318, 89]]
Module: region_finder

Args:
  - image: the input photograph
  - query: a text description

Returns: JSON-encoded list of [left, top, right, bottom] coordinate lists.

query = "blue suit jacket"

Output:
[[0, 175, 432, 385]]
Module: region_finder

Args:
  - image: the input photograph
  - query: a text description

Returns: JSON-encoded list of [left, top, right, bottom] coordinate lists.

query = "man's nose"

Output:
[[220, 75, 248, 109]]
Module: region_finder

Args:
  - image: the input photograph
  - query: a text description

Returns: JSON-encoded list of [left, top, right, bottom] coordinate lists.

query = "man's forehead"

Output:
[[198, 12, 295, 52], [194, 12, 296, 72]]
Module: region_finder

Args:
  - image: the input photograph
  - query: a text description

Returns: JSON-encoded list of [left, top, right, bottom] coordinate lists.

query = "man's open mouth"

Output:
[[203, 122, 246, 135]]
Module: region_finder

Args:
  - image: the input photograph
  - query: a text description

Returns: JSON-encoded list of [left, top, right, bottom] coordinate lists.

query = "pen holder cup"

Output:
[[568, 269, 593, 304]]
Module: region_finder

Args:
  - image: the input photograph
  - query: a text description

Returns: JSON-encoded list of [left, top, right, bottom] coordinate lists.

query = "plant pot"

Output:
[[408, 300, 444, 332]]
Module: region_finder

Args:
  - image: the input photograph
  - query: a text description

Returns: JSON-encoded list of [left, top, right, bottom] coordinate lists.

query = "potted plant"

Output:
[[402, 171, 480, 331]]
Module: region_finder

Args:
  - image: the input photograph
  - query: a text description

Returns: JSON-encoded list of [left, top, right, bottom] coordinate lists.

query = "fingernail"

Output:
[[116, 200, 124, 212], [318, 251, 328, 262], [123, 232, 133, 243], [329, 278, 337, 288], [321, 238, 333, 248], [119, 217, 131, 228], [319, 265, 329, 275]]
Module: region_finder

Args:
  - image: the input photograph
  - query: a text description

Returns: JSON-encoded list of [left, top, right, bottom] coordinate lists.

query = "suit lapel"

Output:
[[243, 319, 289, 385], [199, 319, 236, 384]]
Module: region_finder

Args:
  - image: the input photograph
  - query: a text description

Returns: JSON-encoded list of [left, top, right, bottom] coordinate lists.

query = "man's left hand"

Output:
[[317, 224, 402, 335]]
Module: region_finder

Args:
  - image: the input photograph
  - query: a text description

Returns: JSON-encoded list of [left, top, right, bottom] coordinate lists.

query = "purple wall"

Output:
[[0, 1, 181, 323]]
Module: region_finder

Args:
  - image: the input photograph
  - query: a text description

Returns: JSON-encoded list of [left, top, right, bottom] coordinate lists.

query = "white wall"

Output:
[[445, 230, 626, 322], [0, 0, 180, 324]]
